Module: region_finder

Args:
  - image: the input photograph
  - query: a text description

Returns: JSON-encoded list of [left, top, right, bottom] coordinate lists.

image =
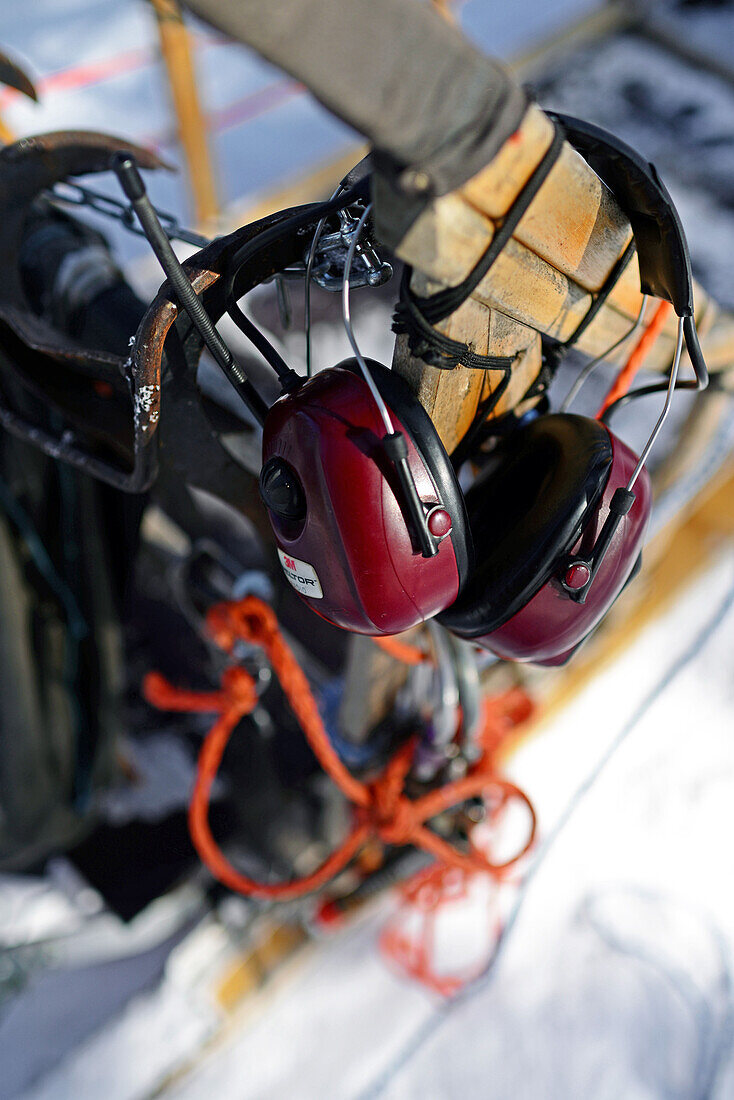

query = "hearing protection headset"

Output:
[[260, 354, 473, 634], [262, 118, 706, 663], [116, 114, 708, 666]]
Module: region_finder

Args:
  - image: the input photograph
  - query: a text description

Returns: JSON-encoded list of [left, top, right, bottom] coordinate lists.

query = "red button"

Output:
[[427, 508, 452, 538], [565, 563, 591, 590]]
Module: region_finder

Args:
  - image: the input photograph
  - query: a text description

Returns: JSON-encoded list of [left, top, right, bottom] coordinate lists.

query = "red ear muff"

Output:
[[261, 360, 472, 635], [438, 413, 651, 665]]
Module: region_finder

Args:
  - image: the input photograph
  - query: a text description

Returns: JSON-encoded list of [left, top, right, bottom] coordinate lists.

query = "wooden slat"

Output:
[[392, 278, 542, 451], [0, 116, 15, 145], [395, 100, 731, 392], [463, 105, 634, 291], [150, 0, 219, 226], [480, 312, 543, 419]]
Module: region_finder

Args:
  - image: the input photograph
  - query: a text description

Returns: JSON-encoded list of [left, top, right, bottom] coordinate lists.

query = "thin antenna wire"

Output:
[[342, 202, 395, 437], [560, 296, 649, 412], [627, 314, 684, 491], [305, 184, 345, 377]]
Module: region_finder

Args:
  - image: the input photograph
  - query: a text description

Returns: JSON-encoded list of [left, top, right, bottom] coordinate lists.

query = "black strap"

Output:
[[412, 124, 565, 325], [392, 267, 516, 370], [449, 351, 556, 468], [448, 367, 513, 468], [563, 238, 636, 351], [392, 123, 565, 370]]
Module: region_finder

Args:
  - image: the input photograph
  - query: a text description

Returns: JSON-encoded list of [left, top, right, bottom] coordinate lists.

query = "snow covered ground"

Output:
[[12, 549, 734, 1100], [1, 2, 734, 1098]]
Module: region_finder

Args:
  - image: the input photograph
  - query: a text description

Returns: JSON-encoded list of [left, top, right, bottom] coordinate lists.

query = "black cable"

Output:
[[393, 266, 517, 370], [449, 348, 560, 469], [392, 127, 564, 370], [602, 378, 702, 424], [221, 183, 369, 390], [602, 315, 709, 426], [223, 181, 367, 292], [564, 241, 637, 352], [404, 126, 565, 326], [448, 370, 512, 469], [225, 298, 297, 387]]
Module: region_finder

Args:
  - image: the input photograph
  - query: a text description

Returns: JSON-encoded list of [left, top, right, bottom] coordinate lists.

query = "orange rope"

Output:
[[477, 687, 536, 758], [596, 300, 673, 419], [380, 862, 502, 996], [144, 597, 537, 900]]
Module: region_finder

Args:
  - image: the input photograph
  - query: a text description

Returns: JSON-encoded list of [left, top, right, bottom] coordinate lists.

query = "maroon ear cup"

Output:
[[438, 414, 651, 666], [260, 363, 471, 634]]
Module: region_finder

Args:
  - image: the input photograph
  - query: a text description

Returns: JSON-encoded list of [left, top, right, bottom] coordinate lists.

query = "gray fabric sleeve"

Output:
[[182, 0, 527, 206]]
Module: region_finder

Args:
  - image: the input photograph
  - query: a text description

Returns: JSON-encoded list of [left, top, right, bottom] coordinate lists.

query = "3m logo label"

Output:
[[277, 549, 324, 599]]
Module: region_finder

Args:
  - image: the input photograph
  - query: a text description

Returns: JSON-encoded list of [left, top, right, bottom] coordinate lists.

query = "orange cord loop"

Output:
[[143, 596, 536, 900], [363, 742, 416, 846]]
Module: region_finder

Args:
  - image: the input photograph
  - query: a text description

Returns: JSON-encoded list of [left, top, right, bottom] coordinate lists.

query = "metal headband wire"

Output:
[[341, 202, 395, 438], [305, 182, 346, 378], [560, 296, 649, 413], [627, 313, 684, 491]]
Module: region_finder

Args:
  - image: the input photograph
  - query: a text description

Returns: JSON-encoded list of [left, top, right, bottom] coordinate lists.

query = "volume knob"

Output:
[[259, 458, 306, 521]]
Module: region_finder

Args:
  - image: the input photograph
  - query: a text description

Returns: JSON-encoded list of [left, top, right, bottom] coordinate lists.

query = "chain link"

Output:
[[45, 181, 211, 249]]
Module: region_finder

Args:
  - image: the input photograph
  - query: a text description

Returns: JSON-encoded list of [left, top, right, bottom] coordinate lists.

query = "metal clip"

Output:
[[310, 205, 392, 292]]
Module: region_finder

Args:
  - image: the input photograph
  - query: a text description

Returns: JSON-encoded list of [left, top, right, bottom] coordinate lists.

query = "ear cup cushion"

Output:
[[438, 413, 613, 637], [336, 358, 473, 588]]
